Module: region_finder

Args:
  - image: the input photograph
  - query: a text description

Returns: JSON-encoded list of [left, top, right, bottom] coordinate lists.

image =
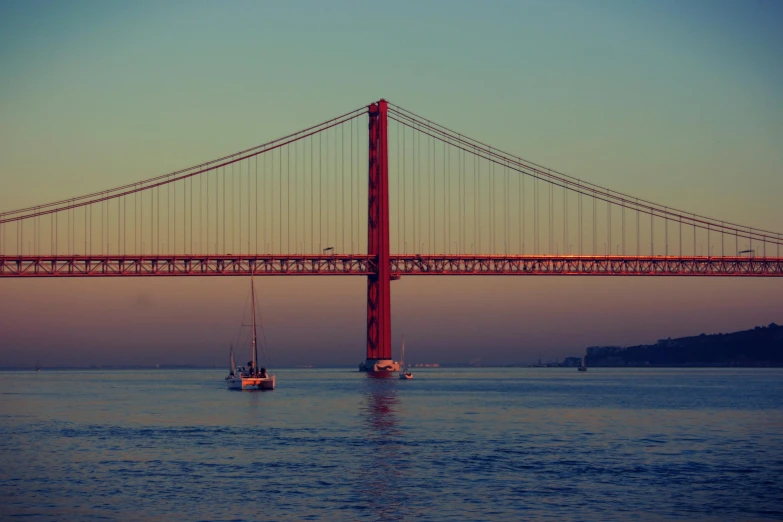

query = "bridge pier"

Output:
[[361, 99, 398, 373]]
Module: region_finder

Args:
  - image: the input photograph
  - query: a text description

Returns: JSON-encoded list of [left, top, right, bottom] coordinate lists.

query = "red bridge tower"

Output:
[[361, 100, 398, 372]]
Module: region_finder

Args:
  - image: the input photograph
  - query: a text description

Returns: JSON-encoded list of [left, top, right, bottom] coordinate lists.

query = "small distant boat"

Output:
[[225, 275, 276, 391], [399, 335, 413, 380], [35, 361, 40, 372], [578, 356, 587, 372]]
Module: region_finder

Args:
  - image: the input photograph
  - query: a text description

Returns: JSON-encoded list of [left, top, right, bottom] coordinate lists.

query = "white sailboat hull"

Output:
[[226, 375, 276, 390]]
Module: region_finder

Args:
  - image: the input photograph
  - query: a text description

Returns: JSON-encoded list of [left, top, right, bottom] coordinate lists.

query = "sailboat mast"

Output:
[[251, 274, 258, 371]]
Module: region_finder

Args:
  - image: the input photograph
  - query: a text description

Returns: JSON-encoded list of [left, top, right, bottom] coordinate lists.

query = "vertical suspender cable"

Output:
[[429, 130, 432, 252], [621, 205, 624, 255], [522, 169, 526, 255], [341, 124, 345, 253], [577, 183, 581, 256], [396, 120, 400, 254], [489, 155, 493, 253], [354, 118, 357, 254], [231, 166, 235, 254], [137, 186, 141, 254], [191, 172, 194, 254], [448, 141, 452, 253], [462, 145, 466, 254], [222, 166, 228, 255], [471, 148, 479, 255], [665, 208, 669, 256], [503, 160, 511, 255], [443, 140, 447, 253], [288, 141, 291, 254], [319, 133, 322, 252], [549, 178, 553, 254], [563, 184, 567, 255], [151, 186, 154, 254], [326, 129, 329, 252], [606, 200, 611, 255], [463, 142, 466, 255], [157, 185, 160, 255], [333, 126, 337, 252], [534, 176, 538, 253], [279, 143, 284, 253], [650, 210, 654, 256], [416, 126, 420, 253], [592, 190, 596, 255], [311, 136, 314, 253], [207, 169, 210, 256], [249, 157, 253, 254]]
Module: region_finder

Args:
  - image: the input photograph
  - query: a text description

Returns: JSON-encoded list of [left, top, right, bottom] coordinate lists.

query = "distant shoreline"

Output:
[[579, 323, 782, 368]]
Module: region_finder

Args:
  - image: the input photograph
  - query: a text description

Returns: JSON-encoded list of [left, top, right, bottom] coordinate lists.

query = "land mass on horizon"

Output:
[[577, 323, 783, 368]]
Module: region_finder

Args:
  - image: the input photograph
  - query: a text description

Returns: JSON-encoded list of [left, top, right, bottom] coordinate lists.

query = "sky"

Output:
[[1, 0, 782, 367]]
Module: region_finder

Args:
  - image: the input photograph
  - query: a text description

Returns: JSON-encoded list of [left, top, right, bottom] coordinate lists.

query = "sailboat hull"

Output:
[[226, 375, 276, 390]]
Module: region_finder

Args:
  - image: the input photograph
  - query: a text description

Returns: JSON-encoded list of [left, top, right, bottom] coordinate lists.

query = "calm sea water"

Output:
[[1, 367, 782, 521]]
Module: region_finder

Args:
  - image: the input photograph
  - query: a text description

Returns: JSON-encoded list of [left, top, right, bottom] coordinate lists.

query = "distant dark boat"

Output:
[[399, 335, 413, 380], [578, 356, 587, 372], [35, 361, 40, 372]]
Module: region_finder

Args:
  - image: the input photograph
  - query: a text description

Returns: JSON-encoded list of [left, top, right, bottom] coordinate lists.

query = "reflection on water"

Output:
[[361, 374, 402, 439], [357, 374, 406, 520]]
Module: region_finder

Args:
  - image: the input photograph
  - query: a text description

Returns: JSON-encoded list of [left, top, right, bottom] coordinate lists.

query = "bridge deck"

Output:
[[1, 255, 781, 277]]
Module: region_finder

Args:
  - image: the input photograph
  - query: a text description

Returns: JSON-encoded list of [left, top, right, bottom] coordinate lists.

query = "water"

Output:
[[1, 368, 782, 521]]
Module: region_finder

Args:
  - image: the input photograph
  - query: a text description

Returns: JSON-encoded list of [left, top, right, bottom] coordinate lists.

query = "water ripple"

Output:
[[1, 368, 782, 520]]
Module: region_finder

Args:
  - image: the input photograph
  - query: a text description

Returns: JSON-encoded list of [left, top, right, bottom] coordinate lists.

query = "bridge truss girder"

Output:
[[0, 255, 373, 277], [1, 255, 782, 277], [390, 255, 783, 276]]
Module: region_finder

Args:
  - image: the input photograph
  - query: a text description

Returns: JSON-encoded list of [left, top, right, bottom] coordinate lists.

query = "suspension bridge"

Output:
[[1, 100, 781, 369]]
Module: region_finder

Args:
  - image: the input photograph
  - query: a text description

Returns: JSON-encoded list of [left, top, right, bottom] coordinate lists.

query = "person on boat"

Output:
[[260, 367, 268, 378], [247, 361, 254, 376]]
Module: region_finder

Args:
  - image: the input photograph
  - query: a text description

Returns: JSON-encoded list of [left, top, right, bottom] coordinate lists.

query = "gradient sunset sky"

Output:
[[1, 0, 781, 367]]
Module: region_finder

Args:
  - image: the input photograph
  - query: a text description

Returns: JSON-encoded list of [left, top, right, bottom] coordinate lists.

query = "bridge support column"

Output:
[[361, 99, 398, 372]]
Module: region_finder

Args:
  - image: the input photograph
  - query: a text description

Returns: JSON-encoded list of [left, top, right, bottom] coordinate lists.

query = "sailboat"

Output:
[[398, 335, 413, 380], [228, 344, 236, 375], [578, 356, 587, 372], [225, 276, 276, 390]]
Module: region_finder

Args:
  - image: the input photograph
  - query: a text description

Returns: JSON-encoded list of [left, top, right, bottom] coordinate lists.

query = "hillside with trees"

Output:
[[585, 323, 783, 367]]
